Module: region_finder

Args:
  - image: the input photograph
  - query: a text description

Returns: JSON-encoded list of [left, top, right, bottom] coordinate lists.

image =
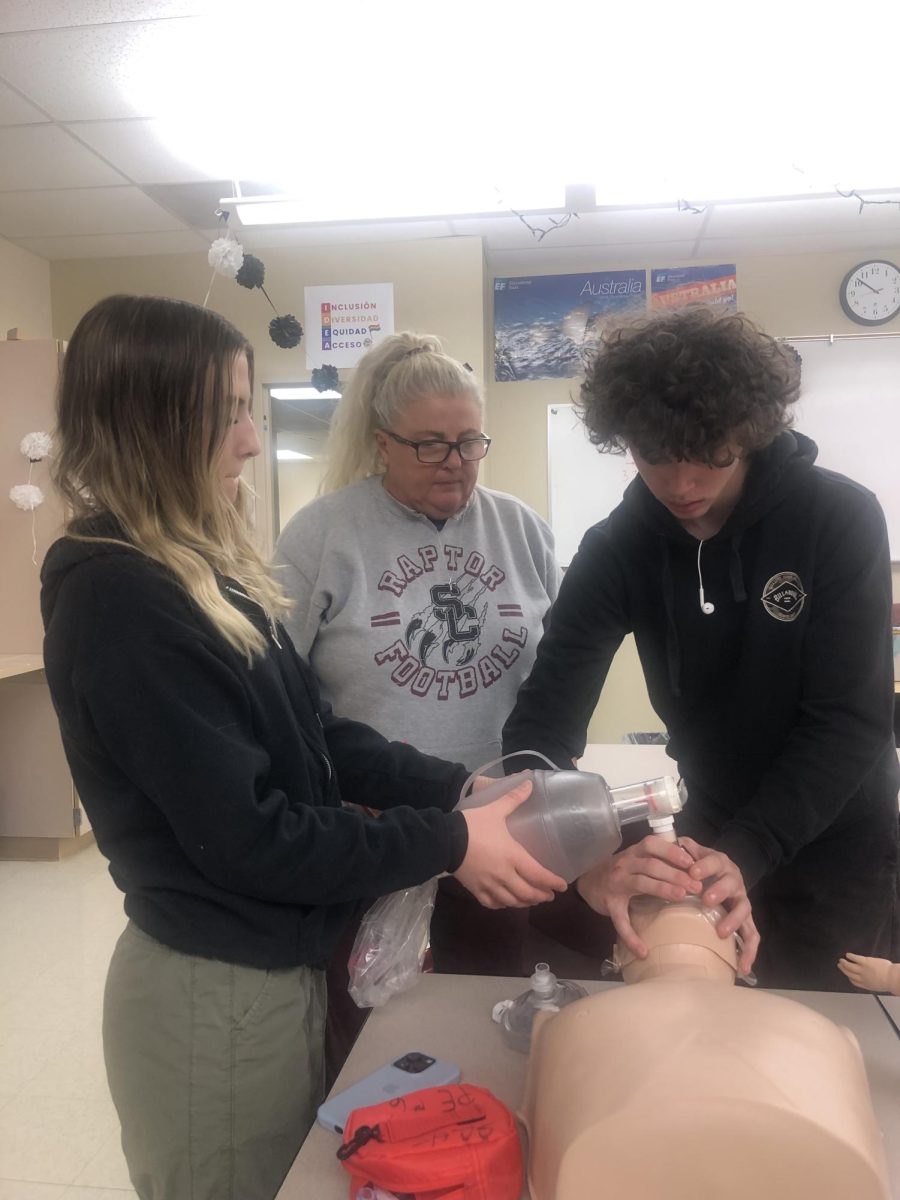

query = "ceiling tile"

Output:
[[0, 2, 204, 34], [12, 229, 208, 259], [0, 186, 187, 237], [236, 221, 457, 250], [0, 20, 198, 120], [66, 119, 219, 184], [704, 195, 900, 238], [0, 125, 127, 190], [0, 78, 46, 124], [144, 181, 279, 227], [145, 181, 238, 227]]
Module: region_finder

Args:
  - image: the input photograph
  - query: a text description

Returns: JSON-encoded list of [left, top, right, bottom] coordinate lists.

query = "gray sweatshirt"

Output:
[[274, 476, 560, 772]]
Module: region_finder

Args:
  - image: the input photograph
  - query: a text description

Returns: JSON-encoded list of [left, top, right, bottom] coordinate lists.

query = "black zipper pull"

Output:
[[224, 584, 282, 649], [337, 1123, 381, 1161], [313, 713, 334, 783], [268, 616, 283, 650]]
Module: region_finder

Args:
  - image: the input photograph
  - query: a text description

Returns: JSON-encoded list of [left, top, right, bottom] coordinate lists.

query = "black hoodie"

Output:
[[41, 528, 469, 970], [503, 432, 899, 889]]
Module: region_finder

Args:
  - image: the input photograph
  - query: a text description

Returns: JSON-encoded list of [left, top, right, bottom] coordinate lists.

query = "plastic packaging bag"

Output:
[[347, 878, 438, 1008]]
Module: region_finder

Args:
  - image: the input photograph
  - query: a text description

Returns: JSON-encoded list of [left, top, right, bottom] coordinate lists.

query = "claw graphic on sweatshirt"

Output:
[[406, 580, 488, 667]]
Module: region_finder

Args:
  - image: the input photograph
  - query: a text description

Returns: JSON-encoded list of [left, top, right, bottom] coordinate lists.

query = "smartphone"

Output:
[[316, 1051, 461, 1134]]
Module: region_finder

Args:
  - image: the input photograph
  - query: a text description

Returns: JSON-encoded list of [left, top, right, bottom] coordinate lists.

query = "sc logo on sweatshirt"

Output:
[[761, 571, 807, 622]]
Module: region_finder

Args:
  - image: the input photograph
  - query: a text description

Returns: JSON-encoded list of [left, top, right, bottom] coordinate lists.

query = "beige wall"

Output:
[[277, 459, 324, 532], [486, 245, 900, 517], [0, 341, 65, 654], [485, 245, 900, 741], [50, 236, 487, 553], [0, 238, 52, 340], [45, 236, 900, 746]]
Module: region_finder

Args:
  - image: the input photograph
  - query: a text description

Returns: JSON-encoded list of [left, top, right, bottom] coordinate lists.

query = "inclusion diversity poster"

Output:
[[304, 282, 394, 369], [493, 270, 646, 382], [650, 264, 737, 311]]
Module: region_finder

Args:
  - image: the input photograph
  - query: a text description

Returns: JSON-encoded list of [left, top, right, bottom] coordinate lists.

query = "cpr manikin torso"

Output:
[[520, 898, 889, 1200]]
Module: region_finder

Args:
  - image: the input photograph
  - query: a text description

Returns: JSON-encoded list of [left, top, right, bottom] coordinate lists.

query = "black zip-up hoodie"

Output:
[[503, 431, 899, 889], [41, 526, 469, 970]]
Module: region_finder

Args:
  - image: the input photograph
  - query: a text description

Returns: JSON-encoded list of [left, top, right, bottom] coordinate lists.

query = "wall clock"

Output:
[[839, 260, 900, 326]]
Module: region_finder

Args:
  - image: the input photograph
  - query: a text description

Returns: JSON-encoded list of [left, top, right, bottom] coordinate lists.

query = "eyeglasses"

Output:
[[380, 429, 492, 464]]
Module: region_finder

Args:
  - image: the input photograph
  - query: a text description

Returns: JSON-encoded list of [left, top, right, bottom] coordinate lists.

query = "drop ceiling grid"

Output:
[[0, 11, 896, 259]]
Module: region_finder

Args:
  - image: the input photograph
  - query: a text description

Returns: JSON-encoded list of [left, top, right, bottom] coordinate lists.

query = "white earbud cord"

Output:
[[697, 540, 715, 615]]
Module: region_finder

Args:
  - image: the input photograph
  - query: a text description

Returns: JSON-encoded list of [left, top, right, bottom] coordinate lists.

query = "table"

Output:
[[276, 974, 900, 1199], [881, 994, 900, 1038], [0, 653, 44, 681], [0, 654, 91, 857]]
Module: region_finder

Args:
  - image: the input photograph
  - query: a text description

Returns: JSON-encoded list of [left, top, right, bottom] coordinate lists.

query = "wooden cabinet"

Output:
[[0, 341, 91, 859]]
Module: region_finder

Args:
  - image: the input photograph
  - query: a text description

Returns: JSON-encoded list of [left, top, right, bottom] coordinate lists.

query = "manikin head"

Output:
[[614, 895, 738, 985], [519, 896, 889, 1200]]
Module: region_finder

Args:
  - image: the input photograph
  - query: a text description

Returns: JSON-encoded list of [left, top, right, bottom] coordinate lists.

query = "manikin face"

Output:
[[631, 447, 747, 531], [616, 897, 738, 985], [375, 392, 484, 520], [219, 352, 260, 503]]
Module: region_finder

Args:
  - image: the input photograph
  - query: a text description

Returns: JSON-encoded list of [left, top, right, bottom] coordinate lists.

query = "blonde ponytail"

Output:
[[319, 332, 481, 494]]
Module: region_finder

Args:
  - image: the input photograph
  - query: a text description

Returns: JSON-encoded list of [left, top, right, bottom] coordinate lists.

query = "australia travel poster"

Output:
[[493, 270, 647, 382], [650, 264, 737, 311]]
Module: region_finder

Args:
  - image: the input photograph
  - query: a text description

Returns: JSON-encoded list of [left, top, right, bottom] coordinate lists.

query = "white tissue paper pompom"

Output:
[[20, 431, 53, 461], [10, 483, 44, 510], [208, 237, 244, 278]]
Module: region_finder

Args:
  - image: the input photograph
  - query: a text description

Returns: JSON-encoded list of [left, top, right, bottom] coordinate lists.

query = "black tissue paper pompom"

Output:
[[311, 364, 340, 392], [269, 315, 303, 349], [235, 253, 266, 289]]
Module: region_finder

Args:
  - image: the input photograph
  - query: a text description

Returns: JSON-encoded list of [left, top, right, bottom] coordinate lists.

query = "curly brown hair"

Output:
[[578, 305, 800, 465]]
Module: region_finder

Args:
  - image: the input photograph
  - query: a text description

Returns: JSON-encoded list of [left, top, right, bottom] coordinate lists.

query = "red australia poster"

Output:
[[650, 264, 737, 310]]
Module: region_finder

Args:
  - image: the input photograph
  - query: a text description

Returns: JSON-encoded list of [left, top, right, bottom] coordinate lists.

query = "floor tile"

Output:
[[0, 849, 144, 1197], [20, 1033, 110, 1103], [0, 1181, 65, 1199], [0, 1093, 118, 1186], [60, 1189, 136, 1199], [0, 1026, 80, 1093], [70, 1130, 132, 1191]]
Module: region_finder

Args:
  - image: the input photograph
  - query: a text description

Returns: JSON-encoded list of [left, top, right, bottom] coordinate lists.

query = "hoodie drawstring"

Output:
[[728, 532, 747, 602], [663, 532, 748, 698], [661, 540, 682, 698]]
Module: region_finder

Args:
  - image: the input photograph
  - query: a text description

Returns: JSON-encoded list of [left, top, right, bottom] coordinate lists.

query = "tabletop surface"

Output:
[[0, 653, 44, 680], [276, 973, 900, 1200], [881, 994, 900, 1038]]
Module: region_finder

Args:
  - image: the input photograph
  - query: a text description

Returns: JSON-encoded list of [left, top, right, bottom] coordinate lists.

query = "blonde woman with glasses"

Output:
[[274, 333, 561, 1070], [41, 297, 565, 1200]]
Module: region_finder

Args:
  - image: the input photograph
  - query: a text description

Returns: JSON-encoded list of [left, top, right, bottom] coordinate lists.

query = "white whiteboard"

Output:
[[548, 336, 900, 564], [547, 404, 636, 566], [787, 338, 900, 559]]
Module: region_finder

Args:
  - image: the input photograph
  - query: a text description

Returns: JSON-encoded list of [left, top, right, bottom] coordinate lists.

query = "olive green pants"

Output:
[[103, 922, 326, 1200]]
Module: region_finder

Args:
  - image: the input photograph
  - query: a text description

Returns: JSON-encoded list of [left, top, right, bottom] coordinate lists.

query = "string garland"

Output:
[[203, 214, 302, 350], [8, 432, 52, 565]]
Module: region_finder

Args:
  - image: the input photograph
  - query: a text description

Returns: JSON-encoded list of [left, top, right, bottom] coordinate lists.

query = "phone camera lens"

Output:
[[395, 1052, 433, 1073]]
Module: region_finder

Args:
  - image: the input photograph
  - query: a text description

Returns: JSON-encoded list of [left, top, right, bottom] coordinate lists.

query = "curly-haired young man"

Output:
[[504, 306, 898, 991]]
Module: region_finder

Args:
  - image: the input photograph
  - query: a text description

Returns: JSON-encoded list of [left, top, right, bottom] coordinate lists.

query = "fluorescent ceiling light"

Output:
[[270, 386, 341, 401], [123, 2, 899, 218], [227, 183, 564, 227], [276, 449, 313, 461]]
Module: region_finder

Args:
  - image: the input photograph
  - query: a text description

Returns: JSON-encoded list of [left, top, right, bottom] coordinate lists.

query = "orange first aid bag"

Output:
[[337, 1083, 523, 1200]]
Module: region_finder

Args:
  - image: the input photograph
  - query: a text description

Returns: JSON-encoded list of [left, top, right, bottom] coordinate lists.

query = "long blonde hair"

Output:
[[54, 294, 289, 661], [320, 332, 483, 494]]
